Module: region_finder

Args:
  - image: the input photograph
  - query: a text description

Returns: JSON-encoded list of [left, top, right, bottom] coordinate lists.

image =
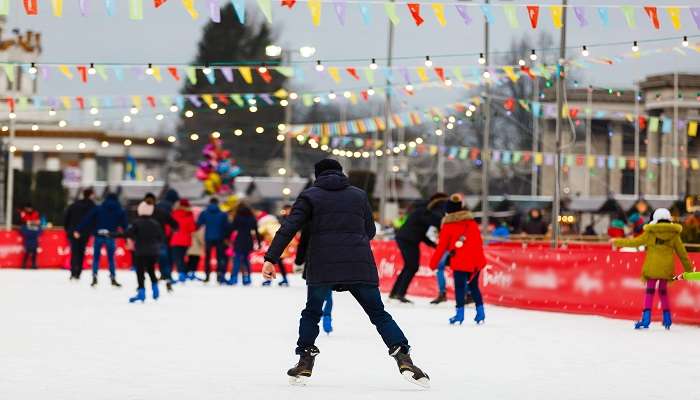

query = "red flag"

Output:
[[23, 0, 38, 15], [470, 148, 480, 160], [576, 155, 585, 166], [360, 91, 369, 101], [644, 6, 660, 29], [216, 94, 230, 105], [281, 0, 296, 8], [526, 5, 540, 29], [76, 96, 85, 109], [522, 152, 532, 162], [346, 68, 360, 80], [569, 107, 579, 119], [682, 158, 689, 169], [167, 67, 181, 81], [520, 66, 536, 80], [154, 0, 168, 8], [76, 66, 88, 83], [504, 97, 515, 111], [147, 96, 156, 108], [407, 4, 424, 26], [258, 69, 273, 83], [434, 67, 445, 81], [638, 116, 647, 130], [627, 159, 636, 169], [7, 97, 15, 112]]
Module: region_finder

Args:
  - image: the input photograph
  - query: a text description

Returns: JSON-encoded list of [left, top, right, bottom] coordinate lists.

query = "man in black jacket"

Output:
[[389, 193, 448, 303], [144, 192, 179, 285], [64, 188, 96, 280], [262, 159, 429, 388]]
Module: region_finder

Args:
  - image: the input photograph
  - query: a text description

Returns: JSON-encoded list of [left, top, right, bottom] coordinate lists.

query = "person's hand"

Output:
[[262, 261, 276, 280], [73, 231, 80, 239]]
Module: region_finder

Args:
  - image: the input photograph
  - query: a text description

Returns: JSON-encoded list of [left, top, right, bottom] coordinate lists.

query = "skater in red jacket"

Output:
[[429, 194, 487, 325], [170, 199, 197, 282]]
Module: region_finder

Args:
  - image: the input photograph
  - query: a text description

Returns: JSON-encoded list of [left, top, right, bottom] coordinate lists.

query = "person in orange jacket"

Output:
[[429, 194, 487, 325]]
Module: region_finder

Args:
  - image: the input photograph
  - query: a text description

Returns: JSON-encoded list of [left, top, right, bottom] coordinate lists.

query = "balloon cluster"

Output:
[[196, 137, 241, 195]]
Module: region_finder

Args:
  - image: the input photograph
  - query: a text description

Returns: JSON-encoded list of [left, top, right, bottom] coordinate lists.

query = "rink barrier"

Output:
[[2, 229, 699, 324]]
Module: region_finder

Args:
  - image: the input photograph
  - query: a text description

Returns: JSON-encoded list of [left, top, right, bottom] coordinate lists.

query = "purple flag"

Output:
[[79, 0, 88, 16], [260, 94, 274, 105], [334, 2, 347, 26], [221, 67, 234, 82], [574, 7, 587, 27], [455, 5, 472, 25], [400, 67, 411, 84], [187, 95, 202, 108], [209, 0, 221, 22], [691, 8, 700, 29], [40, 66, 49, 80]]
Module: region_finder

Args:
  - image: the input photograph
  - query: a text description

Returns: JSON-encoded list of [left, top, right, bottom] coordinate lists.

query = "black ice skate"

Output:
[[390, 346, 430, 388], [110, 277, 122, 288], [287, 346, 319, 386], [429, 292, 447, 305], [91, 275, 98, 287]]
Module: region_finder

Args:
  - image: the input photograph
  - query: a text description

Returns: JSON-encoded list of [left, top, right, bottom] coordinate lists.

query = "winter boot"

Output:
[[262, 280, 272, 286], [322, 315, 333, 334], [242, 274, 251, 286], [395, 296, 413, 304], [90, 275, 98, 287], [287, 346, 320, 386], [474, 305, 486, 325], [187, 272, 196, 281], [203, 273, 210, 283], [449, 307, 465, 325], [129, 288, 146, 303], [152, 283, 160, 300], [178, 272, 187, 283], [166, 281, 173, 292], [429, 292, 447, 305], [389, 346, 430, 388], [278, 278, 289, 287], [662, 310, 672, 330], [228, 275, 238, 285], [110, 277, 122, 288], [635, 309, 652, 329]]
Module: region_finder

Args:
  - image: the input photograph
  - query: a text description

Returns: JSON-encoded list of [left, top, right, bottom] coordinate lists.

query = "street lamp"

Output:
[[299, 46, 316, 58]]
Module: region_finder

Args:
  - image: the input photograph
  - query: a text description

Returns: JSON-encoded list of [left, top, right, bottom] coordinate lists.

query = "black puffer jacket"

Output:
[[395, 198, 446, 246], [265, 170, 377, 286], [64, 198, 96, 235], [127, 217, 165, 257]]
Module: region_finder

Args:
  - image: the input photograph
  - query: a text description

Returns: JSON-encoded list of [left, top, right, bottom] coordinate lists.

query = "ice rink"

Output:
[[2, 269, 699, 400]]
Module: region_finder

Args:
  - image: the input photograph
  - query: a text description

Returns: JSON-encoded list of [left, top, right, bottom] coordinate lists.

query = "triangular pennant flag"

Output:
[[78, 0, 87, 16], [154, 0, 168, 7], [76, 96, 85, 110], [327, 67, 341, 83], [384, 2, 399, 25], [167, 67, 180, 80], [360, 4, 371, 25], [480, 4, 493, 23], [573, 6, 587, 27], [667, 7, 681, 30], [105, 0, 115, 16], [598, 7, 609, 26], [502, 66, 518, 82], [182, 0, 198, 19], [95, 65, 109, 80], [346, 67, 360, 80], [364, 69, 375, 84], [185, 67, 197, 84], [0, 0, 8, 15], [146, 95, 157, 108], [275, 67, 294, 77], [455, 5, 471, 25], [76, 66, 88, 83], [59, 96, 71, 109], [281, 0, 295, 8], [208, 0, 221, 22], [51, 0, 63, 16], [23, 0, 38, 15], [433, 67, 445, 81], [416, 67, 429, 82], [129, 0, 144, 20], [113, 66, 124, 81], [689, 121, 698, 137], [407, 3, 424, 26], [452, 67, 463, 82], [526, 5, 540, 28], [257, 0, 272, 23], [621, 6, 636, 28], [692, 8, 700, 29], [258, 68, 272, 83], [308, 0, 321, 26], [644, 6, 660, 29], [216, 94, 230, 105], [334, 2, 346, 25], [549, 5, 563, 29], [432, 3, 446, 27], [230, 94, 244, 107], [503, 5, 519, 28], [232, 0, 245, 22], [152, 67, 162, 81], [221, 67, 234, 82], [3, 64, 14, 82], [649, 117, 659, 133], [239, 67, 253, 84], [201, 94, 214, 106], [159, 95, 172, 107], [131, 95, 143, 109]]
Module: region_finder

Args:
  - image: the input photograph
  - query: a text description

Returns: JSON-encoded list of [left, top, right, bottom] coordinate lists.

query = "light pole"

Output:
[[379, 5, 395, 225], [480, 0, 491, 234], [5, 116, 16, 229], [552, 0, 568, 248]]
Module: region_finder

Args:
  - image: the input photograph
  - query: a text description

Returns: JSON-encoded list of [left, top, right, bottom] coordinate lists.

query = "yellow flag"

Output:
[[429, 145, 438, 155], [152, 67, 162, 82], [667, 7, 681, 30], [416, 67, 429, 82], [502, 66, 518, 82], [561, 104, 569, 118], [535, 152, 544, 165], [587, 156, 595, 168], [431, 3, 446, 27], [308, 0, 322, 26], [60, 96, 72, 109], [692, 159, 700, 170], [182, 0, 198, 19], [349, 92, 358, 105], [640, 158, 647, 170], [238, 67, 253, 84], [689, 121, 698, 137], [327, 67, 341, 83], [201, 94, 214, 106], [51, 0, 63, 16], [273, 89, 288, 98], [131, 96, 142, 109], [58, 65, 73, 79], [549, 5, 563, 29]]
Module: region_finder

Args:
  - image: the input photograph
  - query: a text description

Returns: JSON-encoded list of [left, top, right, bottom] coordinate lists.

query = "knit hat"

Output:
[[178, 199, 191, 208], [650, 208, 672, 224], [137, 201, 154, 217], [445, 194, 464, 214], [314, 158, 343, 178]]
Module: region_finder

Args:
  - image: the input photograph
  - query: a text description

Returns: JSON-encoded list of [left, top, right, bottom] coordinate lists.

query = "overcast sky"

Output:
[[7, 0, 699, 132]]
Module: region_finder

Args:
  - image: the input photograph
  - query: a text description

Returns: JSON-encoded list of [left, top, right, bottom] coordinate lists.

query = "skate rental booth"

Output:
[[2, 229, 699, 325]]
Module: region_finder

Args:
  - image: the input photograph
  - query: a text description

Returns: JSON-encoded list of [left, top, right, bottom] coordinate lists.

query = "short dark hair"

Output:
[[144, 193, 156, 201], [82, 188, 94, 199], [209, 197, 219, 205]]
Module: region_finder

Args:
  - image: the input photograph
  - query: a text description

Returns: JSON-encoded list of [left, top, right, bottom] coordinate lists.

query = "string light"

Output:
[[343, 91, 352, 98], [234, 129, 243, 136], [31, 124, 39, 131], [184, 110, 194, 118], [89, 107, 99, 115], [123, 115, 132, 123], [248, 98, 257, 105], [415, 137, 423, 144], [367, 87, 375, 96], [280, 99, 289, 107], [124, 139, 133, 146], [9, 145, 16, 153], [478, 53, 486, 65], [78, 142, 87, 149], [258, 65, 268, 74], [209, 102, 218, 109], [145, 63, 154, 75], [278, 123, 287, 131], [28, 62, 37, 75], [211, 131, 221, 139], [32, 145, 40, 152], [93, 120, 101, 127], [289, 92, 299, 100], [682, 36, 689, 47], [189, 133, 199, 141], [369, 58, 378, 70], [156, 113, 165, 120], [101, 141, 109, 148], [88, 63, 96, 75], [58, 120, 67, 127], [249, 106, 258, 112], [55, 144, 63, 151], [405, 84, 414, 91], [256, 127, 264, 134], [518, 59, 526, 66], [167, 136, 177, 143], [315, 60, 325, 72], [444, 77, 453, 87], [313, 96, 321, 103], [435, 129, 443, 136], [276, 134, 285, 142], [130, 106, 139, 115], [8, 112, 16, 119], [424, 56, 433, 67], [169, 104, 179, 113], [468, 104, 477, 112], [278, 167, 287, 175], [328, 91, 337, 100], [581, 45, 589, 57], [632, 41, 639, 52], [529, 49, 537, 61], [217, 108, 226, 115], [48, 109, 56, 116], [202, 64, 212, 75], [146, 137, 155, 144], [448, 116, 456, 123], [482, 71, 491, 79]]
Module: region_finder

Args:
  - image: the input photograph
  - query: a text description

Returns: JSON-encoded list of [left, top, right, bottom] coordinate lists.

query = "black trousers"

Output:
[[186, 255, 200, 274], [22, 248, 38, 269], [277, 260, 288, 278], [135, 255, 159, 289], [69, 235, 89, 278], [205, 240, 226, 278], [390, 239, 421, 298]]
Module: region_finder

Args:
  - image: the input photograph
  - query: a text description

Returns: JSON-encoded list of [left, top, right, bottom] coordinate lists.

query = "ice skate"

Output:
[[129, 288, 145, 303], [110, 277, 121, 288], [152, 283, 160, 300], [663, 310, 672, 330], [635, 309, 651, 329], [429, 292, 447, 305], [278, 278, 289, 287], [242, 274, 252, 286], [322, 315, 333, 334], [390, 346, 430, 389], [178, 272, 187, 283], [449, 307, 464, 325], [262, 279, 272, 286], [287, 346, 319, 386], [474, 305, 486, 325], [166, 282, 173, 292], [394, 296, 413, 305], [90, 275, 98, 287]]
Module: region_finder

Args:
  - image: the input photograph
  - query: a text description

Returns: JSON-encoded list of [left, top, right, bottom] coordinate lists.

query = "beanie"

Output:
[[137, 201, 154, 217], [445, 194, 464, 214], [314, 158, 343, 178]]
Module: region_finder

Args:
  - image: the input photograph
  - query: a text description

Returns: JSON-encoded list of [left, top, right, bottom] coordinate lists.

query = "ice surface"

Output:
[[2, 269, 699, 400]]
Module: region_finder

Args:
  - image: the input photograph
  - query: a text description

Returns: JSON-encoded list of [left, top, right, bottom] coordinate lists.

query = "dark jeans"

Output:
[[158, 244, 173, 281], [205, 240, 226, 279], [22, 248, 37, 269], [454, 270, 483, 308], [92, 235, 116, 277], [69, 235, 89, 278], [172, 246, 188, 275], [232, 251, 251, 280], [390, 239, 420, 298], [296, 284, 409, 354], [186, 255, 200, 274], [135, 255, 158, 289], [277, 260, 288, 278]]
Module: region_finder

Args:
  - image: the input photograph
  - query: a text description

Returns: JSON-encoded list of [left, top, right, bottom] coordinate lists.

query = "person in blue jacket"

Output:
[[20, 221, 42, 269], [76, 193, 128, 287], [196, 197, 230, 283], [228, 203, 261, 285]]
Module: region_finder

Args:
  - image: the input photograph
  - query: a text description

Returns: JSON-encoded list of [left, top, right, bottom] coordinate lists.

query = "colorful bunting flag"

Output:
[[129, 0, 144, 20], [182, 0, 198, 19], [384, 2, 399, 25], [644, 6, 660, 29], [334, 2, 346, 25], [208, 0, 221, 22], [573, 6, 587, 27], [549, 5, 563, 28], [454, 5, 471, 25], [23, 0, 38, 15], [598, 7, 609, 26], [407, 3, 423, 26], [432, 3, 446, 27], [239, 67, 253, 84], [503, 5, 519, 28], [257, 0, 272, 23], [667, 7, 681, 30], [308, 0, 321, 26], [527, 5, 540, 28], [480, 4, 493, 23], [621, 6, 636, 28]]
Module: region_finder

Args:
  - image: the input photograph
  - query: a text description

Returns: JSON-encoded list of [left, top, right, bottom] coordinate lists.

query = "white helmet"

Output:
[[650, 208, 672, 224]]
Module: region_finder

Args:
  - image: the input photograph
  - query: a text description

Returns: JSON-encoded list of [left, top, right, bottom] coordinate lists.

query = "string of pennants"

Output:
[[10, 1, 700, 31]]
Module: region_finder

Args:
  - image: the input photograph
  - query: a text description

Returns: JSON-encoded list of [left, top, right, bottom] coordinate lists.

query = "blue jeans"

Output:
[[92, 236, 116, 277], [436, 252, 449, 294], [159, 244, 173, 281], [296, 285, 409, 354], [232, 251, 251, 281], [453, 271, 483, 308]]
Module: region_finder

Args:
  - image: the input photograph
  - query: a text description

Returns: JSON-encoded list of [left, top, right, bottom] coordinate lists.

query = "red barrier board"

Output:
[[2, 229, 699, 324]]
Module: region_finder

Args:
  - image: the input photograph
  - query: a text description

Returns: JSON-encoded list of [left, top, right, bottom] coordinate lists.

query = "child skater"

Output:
[[229, 203, 261, 286], [127, 201, 164, 303], [20, 220, 42, 269], [186, 227, 204, 280], [613, 208, 694, 329], [429, 194, 487, 325]]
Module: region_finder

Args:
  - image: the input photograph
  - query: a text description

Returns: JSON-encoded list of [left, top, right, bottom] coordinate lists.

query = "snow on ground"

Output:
[[1, 269, 699, 400]]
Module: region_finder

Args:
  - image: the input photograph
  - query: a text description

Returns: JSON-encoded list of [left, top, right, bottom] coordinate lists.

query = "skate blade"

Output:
[[288, 376, 309, 386], [401, 371, 430, 389]]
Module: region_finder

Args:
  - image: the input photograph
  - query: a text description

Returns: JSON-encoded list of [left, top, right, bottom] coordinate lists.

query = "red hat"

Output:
[[179, 199, 191, 207]]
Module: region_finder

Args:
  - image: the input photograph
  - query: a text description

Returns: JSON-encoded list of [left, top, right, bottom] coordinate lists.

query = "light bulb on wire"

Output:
[[258, 65, 268, 74], [367, 87, 375, 96], [145, 63, 154, 75], [369, 58, 378, 70], [169, 104, 179, 113], [202, 64, 212, 75], [328, 91, 337, 100], [28, 62, 37, 75], [315, 60, 325, 72], [581, 45, 589, 57], [682, 36, 689, 47], [632, 41, 639, 52], [424, 56, 433, 67], [478, 53, 486, 65], [518, 59, 526, 66], [444, 77, 453, 87], [405, 84, 414, 92], [529, 50, 537, 61], [88, 63, 96, 75], [130, 106, 139, 115], [48, 109, 56, 117]]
